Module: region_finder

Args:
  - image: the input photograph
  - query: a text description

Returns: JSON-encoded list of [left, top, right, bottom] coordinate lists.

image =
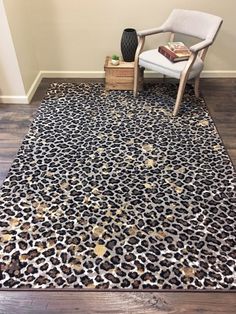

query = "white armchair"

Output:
[[134, 9, 223, 116]]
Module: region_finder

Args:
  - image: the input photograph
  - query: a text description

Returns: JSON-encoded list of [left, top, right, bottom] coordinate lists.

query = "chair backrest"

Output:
[[162, 9, 223, 44]]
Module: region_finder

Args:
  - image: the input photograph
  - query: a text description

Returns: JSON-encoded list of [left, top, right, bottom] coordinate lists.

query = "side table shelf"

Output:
[[104, 56, 143, 91]]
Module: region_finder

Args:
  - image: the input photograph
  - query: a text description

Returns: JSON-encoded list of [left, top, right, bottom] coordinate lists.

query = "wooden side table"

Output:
[[104, 56, 143, 91]]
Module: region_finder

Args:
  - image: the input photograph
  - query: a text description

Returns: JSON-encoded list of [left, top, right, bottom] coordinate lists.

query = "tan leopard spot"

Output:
[[166, 215, 174, 221], [91, 187, 100, 195], [101, 163, 108, 169], [105, 210, 113, 217], [197, 119, 209, 127], [116, 206, 125, 215], [142, 143, 154, 153], [127, 112, 134, 118], [94, 244, 106, 257], [1, 234, 12, 242], [155, 231, 167, 240], [52, 209, 63, 217], [9, 218, 20, 228], [35, 214, 44, 220], [144, 105, 152, 112], [175, 166, 186, 174], [125, 155, 134, 161], [109, 134, 116, 141], [137, 267, 145, 274], [159, 108, 170, 116], [175, 186, 184, 194], [70, 263, 82, 272], [169, 203, 176, 209], [126, 139, 135, 145], [46, 171, 54, 177], [83, 195, 90, 204], [35, 202, 48, 214], [60, 181, 69, 189], [144, 183, 154, 189], [92, 226, 105, 237], [19, 254, 28, 262], [144, 159, 155, 168], [128, 226, 138, 236], [97, 147, 104, 153], [181, 267, 196, 278], [102, 170, 109, 175], [213, 144, 221, 151], [47, 239, 56, 247], [97, 133, 104, 139], [86, 284, 96, 288], [75, 254, 83, 262]]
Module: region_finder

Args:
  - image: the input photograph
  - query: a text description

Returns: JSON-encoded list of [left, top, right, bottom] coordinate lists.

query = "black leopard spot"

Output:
[[100, 261, 114, 271], [160, 269, 171, 279], [104, 273, 120, 283]]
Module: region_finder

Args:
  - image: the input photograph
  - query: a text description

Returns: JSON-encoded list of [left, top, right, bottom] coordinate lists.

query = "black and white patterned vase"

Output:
[[120, 28, 138, 62]]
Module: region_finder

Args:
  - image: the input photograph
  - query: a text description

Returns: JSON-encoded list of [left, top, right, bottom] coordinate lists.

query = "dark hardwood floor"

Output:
[[201, 78, 236, 167], [0, 78, 235, 313], [0, 291, 235, 314]]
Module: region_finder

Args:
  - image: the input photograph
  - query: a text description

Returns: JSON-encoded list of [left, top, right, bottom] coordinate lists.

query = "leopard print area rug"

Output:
[[0, 82, 235, 289]]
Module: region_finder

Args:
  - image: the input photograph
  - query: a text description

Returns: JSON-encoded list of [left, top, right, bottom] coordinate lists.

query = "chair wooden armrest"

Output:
[[190, 39, 213, 53]]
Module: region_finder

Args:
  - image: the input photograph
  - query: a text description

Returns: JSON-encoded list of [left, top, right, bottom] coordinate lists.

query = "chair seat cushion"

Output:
[[139, 49, 204, 79]]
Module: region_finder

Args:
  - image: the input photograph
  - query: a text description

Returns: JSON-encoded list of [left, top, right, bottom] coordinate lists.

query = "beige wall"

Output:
[[0, 0, 25, 98], [1, 0, 236, 101], [30, 0, 236, 72], [3, 0, 38, 93]]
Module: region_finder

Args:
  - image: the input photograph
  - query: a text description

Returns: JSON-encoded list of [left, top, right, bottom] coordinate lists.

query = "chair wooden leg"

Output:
[[194, 76, 200, 98], [133, 37, 145, 97], [133, 63, 140, 97], [172, 75, 188, 116]]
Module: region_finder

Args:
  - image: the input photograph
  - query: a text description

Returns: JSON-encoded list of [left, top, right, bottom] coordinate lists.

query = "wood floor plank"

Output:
[[0, 291, 235, 314], [0, 162, 12, 182], [0, 139, 23, 148], [201, 78, 236, 170]]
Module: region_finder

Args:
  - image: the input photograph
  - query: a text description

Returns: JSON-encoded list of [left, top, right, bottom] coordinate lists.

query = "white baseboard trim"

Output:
[[0, 71, 43, 104], [0, 95, 29, 104], [200, 71, 236, 78], [144, 70, 236, 78], [40, 70, 236, 78], [1, 70, 236, 104], [26, 71, 43, 103]]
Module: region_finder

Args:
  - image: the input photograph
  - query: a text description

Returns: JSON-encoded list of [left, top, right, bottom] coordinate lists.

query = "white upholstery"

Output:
[[139, 49, 204, 80], [159, 9, 223, 41]]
